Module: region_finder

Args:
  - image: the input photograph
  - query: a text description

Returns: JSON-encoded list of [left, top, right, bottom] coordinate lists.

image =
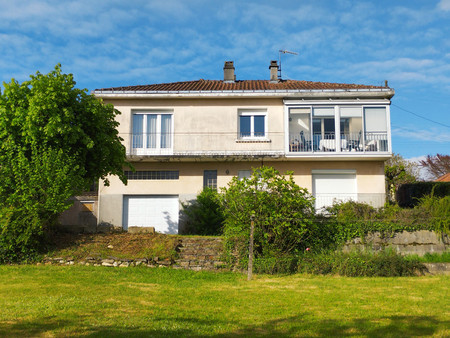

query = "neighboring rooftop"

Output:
[[435, 173, 450, 182]]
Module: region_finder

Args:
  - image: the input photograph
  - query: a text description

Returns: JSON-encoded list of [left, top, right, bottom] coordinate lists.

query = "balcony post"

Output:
[[335, 105, 341, 153]]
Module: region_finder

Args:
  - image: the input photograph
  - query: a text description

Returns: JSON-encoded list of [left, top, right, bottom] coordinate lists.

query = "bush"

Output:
[[396, 182, 450, 207], [219, 166, 315, 268], [253, 255, 299, 274], [325, 195, 449, 245], [297, 250, 426, 277], [181, 188, 224, 235], [0, 206, 53, 263], [415, 194, 450, 234], [405, 252, 450, 263]]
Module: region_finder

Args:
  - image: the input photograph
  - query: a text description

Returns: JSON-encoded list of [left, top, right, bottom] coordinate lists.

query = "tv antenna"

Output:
[[278, 49, 298, 80]]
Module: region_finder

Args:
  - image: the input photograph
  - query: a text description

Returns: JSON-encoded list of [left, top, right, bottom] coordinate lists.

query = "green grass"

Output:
[[0, 266, 449, 337], [406, 252, 450, 263]]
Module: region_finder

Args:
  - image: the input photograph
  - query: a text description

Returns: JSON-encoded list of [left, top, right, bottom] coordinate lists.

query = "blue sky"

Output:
[[1, 0, 449, 161]]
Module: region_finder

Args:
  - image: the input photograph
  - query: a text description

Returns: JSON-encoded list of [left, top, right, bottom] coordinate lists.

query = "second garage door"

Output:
[[123, 195, 179, 234], [312, 173, 357, 211]]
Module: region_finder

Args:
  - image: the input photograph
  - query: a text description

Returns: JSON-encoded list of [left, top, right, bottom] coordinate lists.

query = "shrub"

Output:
[[396, 182, 450, 207], [253, 255, 299, 274], [406, 252, 450, 263], [219, 166, 315, 268], [414, 194, 449, 234], [0, 206, 54, 263], [325, 195, 449, 245], [180, 188, 224, 235], [297, 250, 426, 277]]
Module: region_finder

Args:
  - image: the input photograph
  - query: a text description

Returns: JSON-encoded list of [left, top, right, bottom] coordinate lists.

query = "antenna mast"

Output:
[[278, 49, 298, 80]]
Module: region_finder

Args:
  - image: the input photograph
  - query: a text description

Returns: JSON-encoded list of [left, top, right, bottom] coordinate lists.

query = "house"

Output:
[[435, 173, 450, 182], [93, 61, 394, 234]]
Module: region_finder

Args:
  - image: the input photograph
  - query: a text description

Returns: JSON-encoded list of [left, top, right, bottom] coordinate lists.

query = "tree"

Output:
[[219, 166, 315, 268], [0, 65, 128, 261], [420, 154, 450, 180], [385, 154, 420, 202]]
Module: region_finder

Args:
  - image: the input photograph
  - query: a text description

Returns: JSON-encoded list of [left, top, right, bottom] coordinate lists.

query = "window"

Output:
[[239, 110, 266, 138], [132, 112, 172, 151], [238, 170, 252, 180], [203, 170, 217, 189], [364, 107, 388, 151], [125, 170, 179, 180]]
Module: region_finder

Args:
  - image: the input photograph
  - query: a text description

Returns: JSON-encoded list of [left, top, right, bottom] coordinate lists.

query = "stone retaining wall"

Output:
[[42, 256, 174, 268], [175, 237, 225, 271], [343, 230, 449, 256], [424, 263, 450, 275], [41, 237, 227, 271]]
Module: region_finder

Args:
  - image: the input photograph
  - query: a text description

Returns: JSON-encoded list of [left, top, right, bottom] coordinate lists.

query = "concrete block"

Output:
[[128, 226, 155, 234]]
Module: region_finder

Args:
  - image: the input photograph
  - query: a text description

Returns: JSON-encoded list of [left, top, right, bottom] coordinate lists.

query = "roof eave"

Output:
[[93, 89, 395, 100]]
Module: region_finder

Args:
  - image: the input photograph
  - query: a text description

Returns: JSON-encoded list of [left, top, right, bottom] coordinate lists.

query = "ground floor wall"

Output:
[[98, 160, 386, 233]]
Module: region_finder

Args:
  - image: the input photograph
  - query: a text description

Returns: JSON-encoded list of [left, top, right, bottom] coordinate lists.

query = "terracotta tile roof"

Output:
[[95, 79, 389, 92], [435, 173, 450, 182]]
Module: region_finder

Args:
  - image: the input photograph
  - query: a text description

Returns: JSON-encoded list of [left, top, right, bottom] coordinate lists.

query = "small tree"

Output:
[[420, 154, 450, 180], [0, 65, 128, 262], [219, 166, 315, 267], [385, 154, 419, 202]]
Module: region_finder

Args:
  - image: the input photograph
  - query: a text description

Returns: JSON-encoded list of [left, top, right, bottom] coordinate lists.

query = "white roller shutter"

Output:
[[123, 195, 179, 234], [312, 173, 357, 210]]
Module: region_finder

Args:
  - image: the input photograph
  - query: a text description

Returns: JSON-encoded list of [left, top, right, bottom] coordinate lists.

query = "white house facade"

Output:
[[93, 61, 394, 234]]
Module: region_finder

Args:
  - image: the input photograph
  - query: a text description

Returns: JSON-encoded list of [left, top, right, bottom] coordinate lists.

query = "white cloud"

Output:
[[438, 0, 450, 11], [392, 127, 450, 143]]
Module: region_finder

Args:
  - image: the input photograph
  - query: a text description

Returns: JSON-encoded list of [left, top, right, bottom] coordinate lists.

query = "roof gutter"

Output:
[[93, 89, 395, 100]]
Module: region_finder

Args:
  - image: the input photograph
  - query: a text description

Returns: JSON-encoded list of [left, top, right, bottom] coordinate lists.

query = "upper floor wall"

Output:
[[101, 96, 392, 161], [104, 98, 286, 157]]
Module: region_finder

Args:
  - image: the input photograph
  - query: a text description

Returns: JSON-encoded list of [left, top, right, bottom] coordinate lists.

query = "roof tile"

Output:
[[95, 79, 388, 92]]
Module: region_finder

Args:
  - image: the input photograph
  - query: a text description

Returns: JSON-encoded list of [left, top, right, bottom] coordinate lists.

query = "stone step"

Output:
[[175, 237, 225, 270]]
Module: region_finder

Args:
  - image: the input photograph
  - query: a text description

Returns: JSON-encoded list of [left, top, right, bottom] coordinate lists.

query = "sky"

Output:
[[0, 0, 449, 162]]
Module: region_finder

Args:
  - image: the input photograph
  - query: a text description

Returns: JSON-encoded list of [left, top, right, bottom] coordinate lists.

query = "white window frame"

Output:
[[238, 110, 267, 139], [131, 111, 174, 155]]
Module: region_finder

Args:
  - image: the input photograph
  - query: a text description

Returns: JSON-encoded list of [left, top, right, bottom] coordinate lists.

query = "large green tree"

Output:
[[0, 65, 128, 261]]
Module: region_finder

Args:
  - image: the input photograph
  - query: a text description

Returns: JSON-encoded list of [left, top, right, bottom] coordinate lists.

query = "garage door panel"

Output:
[[313, 174, 357, 210], [123, 195, 179, 234]]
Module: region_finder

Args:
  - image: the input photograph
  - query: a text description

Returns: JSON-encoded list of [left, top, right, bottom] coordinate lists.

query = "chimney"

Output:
[[223, 61, 235, 82], [269, 60, 278, 82]]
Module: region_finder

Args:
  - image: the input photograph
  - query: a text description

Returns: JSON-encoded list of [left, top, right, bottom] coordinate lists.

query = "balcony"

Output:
[[287, 104, 390, 155], [124, 131, 284, 158], [289, 131, 389, 153]]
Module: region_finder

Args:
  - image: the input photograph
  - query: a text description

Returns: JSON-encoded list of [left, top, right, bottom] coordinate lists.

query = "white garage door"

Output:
[[123, 195, 179, 234], [313, 173, 357, 211]]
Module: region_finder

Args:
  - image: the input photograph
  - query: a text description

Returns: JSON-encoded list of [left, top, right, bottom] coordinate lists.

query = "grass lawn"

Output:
[[0, 266, 448, 337]]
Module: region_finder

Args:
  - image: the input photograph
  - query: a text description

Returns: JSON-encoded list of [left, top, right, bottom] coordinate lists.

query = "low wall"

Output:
[[59, 194, 98, 233], [343, 230, 449, 256]]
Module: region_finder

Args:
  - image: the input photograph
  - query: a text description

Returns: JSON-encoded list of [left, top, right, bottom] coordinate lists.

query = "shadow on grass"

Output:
[[0, 314, 447, 337]]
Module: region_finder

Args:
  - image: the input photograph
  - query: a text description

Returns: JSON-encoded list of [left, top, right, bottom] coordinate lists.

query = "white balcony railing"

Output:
[[289, 132, 388, 153]]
